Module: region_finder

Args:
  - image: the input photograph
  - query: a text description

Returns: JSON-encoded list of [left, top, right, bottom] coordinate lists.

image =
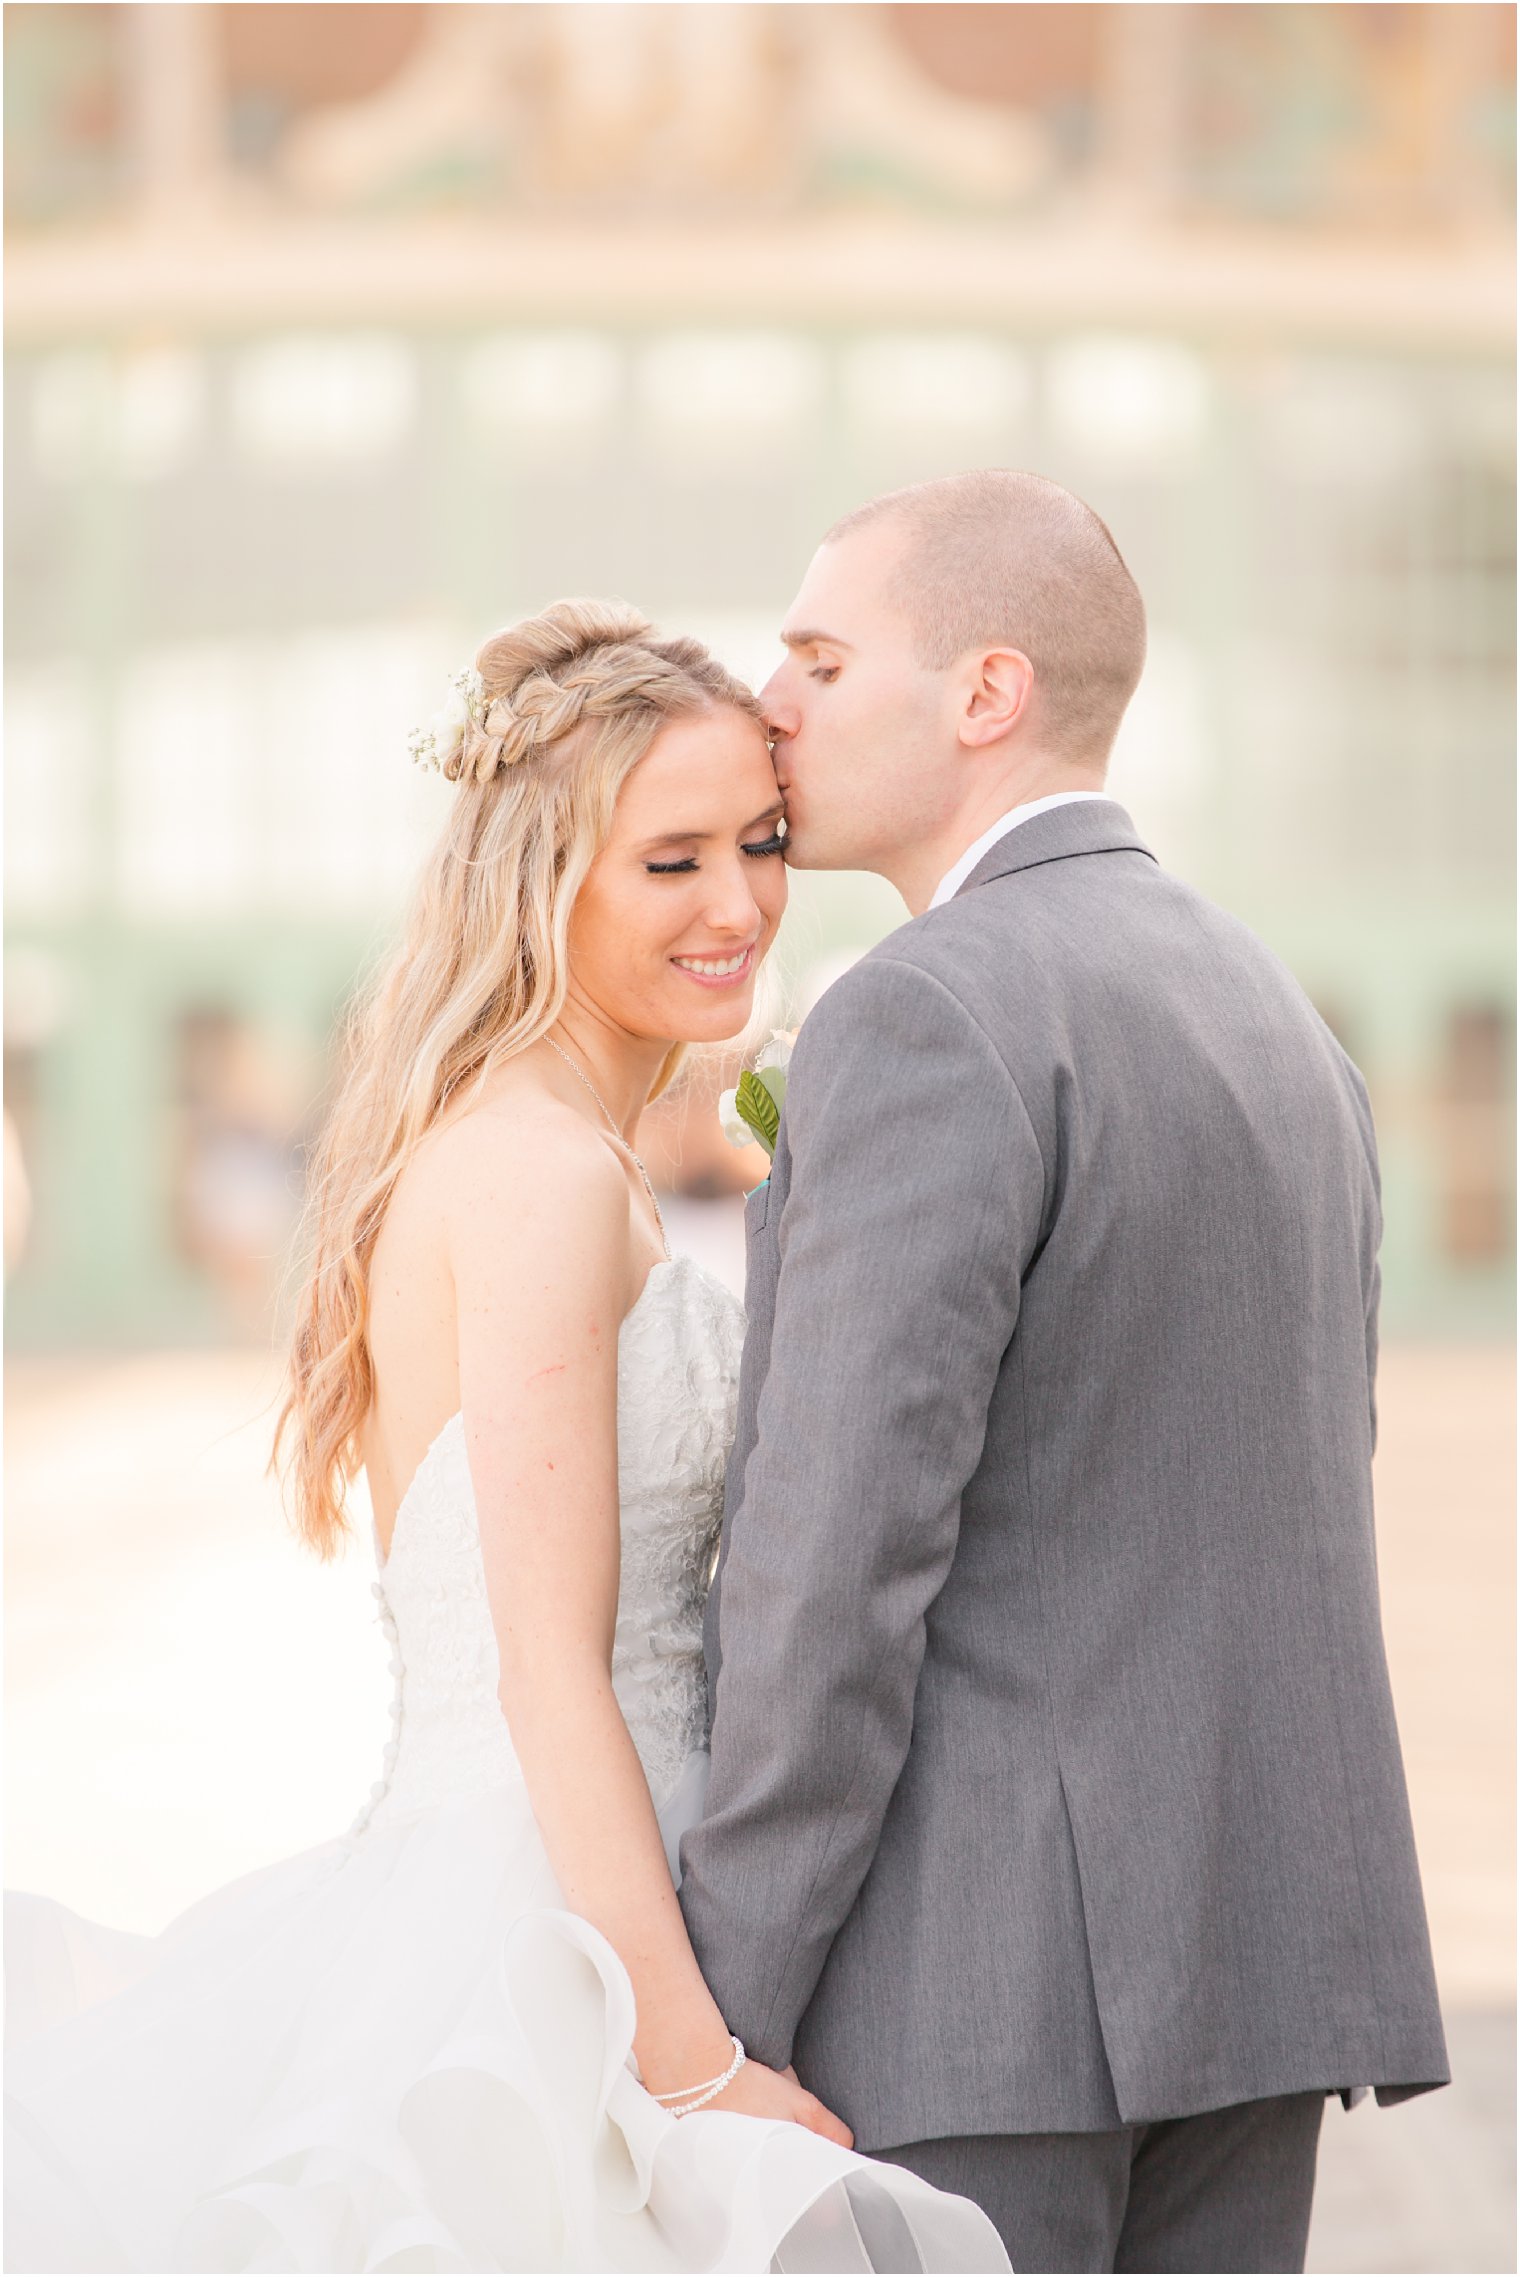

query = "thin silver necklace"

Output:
[[545, 1036, 671, 1260]]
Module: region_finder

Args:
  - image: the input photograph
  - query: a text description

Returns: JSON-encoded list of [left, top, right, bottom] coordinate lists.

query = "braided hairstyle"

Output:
[[438, 601, 758, 783], [275, 600, 763, 1556]]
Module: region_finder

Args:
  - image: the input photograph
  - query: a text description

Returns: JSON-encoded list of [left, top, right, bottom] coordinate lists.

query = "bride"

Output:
[[5, 603, 1008, 2273]]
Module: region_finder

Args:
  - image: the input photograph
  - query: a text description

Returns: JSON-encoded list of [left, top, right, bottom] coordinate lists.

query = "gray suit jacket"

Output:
[[678, 798, 1448, 2150]]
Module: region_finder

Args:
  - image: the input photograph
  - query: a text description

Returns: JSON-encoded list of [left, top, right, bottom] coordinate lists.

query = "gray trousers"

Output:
[[873, 2092, 1325, 2273]]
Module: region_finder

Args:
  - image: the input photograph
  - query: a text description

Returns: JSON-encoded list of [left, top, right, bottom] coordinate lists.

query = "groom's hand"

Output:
[[707, 2058, 854, 2147]]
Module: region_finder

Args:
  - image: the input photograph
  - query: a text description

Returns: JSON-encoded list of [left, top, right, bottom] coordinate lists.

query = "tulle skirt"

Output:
[[4, 1756, 1010, 2273]]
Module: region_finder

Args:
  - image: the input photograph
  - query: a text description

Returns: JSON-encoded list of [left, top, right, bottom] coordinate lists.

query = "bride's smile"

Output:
[[670, 941, 760, 986]]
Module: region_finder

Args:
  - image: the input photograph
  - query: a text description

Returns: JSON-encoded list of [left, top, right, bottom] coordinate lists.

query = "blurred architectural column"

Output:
[[1091, 2, 1188, 222], [124, 2, 227, 229], [3, 1113, 33, 1279]]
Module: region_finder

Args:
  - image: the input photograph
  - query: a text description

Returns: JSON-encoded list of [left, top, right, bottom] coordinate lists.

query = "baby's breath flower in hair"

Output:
[[408, 667, 486, 775]]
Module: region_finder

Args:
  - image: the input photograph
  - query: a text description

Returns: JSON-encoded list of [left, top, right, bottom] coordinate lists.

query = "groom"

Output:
[[679, 471, 1448, 2272]]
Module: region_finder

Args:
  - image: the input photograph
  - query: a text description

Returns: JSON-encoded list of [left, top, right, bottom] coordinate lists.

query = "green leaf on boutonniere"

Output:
[[735, 1068, 780, 1155], [756, 1063, 786, 1116]]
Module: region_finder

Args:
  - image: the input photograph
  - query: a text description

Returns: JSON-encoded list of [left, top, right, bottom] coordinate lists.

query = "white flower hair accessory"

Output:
[[718, 1029, 796, 1158], [407, 666, 486, 775]]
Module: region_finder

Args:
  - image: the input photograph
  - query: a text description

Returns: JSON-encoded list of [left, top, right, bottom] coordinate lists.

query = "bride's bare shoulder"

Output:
[[408, 1068, 628, 1273]]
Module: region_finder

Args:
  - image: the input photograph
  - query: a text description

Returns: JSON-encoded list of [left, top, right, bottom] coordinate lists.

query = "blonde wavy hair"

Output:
[[274, 599, 763, 1558]]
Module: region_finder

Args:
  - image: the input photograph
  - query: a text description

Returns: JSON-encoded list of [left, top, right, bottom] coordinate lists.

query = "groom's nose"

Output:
[[760, 664, 798, 746]]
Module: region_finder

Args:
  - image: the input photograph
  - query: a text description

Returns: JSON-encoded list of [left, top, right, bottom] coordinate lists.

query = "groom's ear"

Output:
[[956, 646, 1035, 748]]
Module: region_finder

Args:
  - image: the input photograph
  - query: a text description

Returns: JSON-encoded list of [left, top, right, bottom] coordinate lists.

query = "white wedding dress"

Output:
[[4, 1252, 1008, 2274]]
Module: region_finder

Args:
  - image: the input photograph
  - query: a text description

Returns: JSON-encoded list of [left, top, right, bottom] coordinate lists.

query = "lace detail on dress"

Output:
[[361, 1414, 521, 1828], [612, 1260, 743, 1799], [357, 1253, 744, 1833]]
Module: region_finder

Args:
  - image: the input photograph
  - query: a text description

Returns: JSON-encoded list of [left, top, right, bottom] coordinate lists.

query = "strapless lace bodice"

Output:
[[350, 1252, 744, 1837]]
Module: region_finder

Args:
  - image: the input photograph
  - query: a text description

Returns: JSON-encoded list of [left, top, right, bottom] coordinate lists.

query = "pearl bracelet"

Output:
[[650, 2034, 744, 2104], [654, 2034, 746, 2117]]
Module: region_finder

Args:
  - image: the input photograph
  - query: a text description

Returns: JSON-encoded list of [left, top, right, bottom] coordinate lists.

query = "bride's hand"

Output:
[[700, 2057, 854, 2147]]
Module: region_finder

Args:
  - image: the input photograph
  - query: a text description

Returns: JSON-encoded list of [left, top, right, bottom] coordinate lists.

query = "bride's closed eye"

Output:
[[645, 823, 787, 877]]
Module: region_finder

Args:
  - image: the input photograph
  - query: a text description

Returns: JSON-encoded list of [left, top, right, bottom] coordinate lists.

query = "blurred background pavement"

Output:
[[5, 8, 1515, 2269]]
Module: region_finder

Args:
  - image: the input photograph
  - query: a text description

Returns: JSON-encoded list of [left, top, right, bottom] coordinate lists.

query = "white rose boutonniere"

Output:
[[718, 1029, 796, 1158]]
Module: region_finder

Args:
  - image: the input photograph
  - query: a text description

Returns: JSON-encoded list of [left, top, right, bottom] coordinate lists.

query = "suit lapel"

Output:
[[955, 797, 1157, 900]]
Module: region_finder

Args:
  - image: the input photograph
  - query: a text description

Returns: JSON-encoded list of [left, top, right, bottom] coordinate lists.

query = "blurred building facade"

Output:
[[4, 2, 1514, 1344]]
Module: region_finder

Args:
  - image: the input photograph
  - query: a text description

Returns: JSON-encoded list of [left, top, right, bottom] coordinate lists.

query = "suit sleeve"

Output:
[[1364, 1240, 1382, 1459], [678, 954, 1046, 2069], [1344, 1056, 1383, 1457]]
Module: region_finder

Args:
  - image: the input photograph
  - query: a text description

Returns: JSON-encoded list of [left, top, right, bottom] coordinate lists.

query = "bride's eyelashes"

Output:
[[644, 831, 786, 877], [809, 666, 839, 683]]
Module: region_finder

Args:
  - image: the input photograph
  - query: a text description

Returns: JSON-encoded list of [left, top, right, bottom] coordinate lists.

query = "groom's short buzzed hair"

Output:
[[826, 470, 1147, 765]]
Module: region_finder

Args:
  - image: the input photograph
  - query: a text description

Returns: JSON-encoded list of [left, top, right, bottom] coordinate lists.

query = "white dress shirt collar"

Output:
[[927, 791, 1111, 910]]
